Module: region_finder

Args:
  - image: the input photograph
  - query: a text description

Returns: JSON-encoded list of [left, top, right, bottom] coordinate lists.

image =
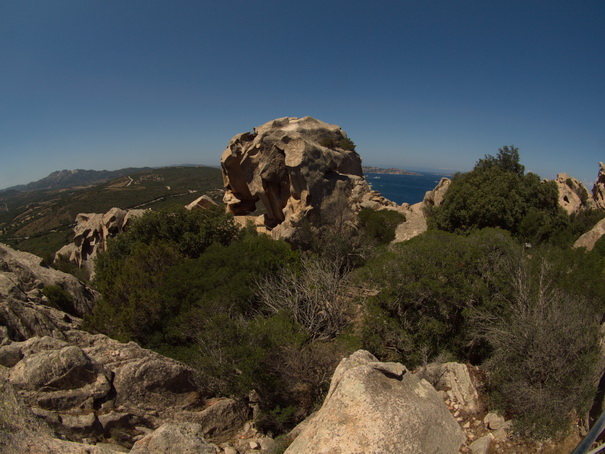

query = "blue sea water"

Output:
[[365, 173, 448, 205]]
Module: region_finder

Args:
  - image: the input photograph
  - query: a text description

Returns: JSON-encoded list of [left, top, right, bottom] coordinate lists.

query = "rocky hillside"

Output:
[[0, 166, 223, 259]]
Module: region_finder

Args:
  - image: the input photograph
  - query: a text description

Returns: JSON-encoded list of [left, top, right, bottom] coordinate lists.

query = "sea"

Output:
[[365, 172, 449, 205]]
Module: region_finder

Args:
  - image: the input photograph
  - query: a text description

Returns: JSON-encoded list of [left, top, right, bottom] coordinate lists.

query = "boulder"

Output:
[[221, 117, 400, 243], [419, 362, 480, 413], [285, 350, 465, 454], [573, 218, 605, 251], [174, 398, 251, 443], [469, 433, 494, 454], [129, 422, 218, 454], [423, 177, 451, 208], [55, 207, 145, 277], [593, 162, 605, 210], [555, 173, 594, 214]]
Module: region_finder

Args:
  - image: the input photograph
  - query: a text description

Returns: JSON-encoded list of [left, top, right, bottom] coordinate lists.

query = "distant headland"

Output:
[[362, 166, 422, 176]]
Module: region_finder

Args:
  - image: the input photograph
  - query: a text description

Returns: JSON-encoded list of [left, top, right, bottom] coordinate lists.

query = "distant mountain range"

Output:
[[2, 168, 151, 193]]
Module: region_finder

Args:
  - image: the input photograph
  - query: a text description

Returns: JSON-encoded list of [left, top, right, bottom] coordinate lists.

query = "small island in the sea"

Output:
[[362, 166, 422, 176]]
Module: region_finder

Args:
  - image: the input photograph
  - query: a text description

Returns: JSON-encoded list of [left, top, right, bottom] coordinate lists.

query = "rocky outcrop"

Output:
[[393, 177, 451, 243], [285, 350, 465, 454], [574, 218, 605, 251], [594, 162, 605, 210], [55, 207, 146, 277], [0, 244, 251, 451], [555, 173, 594, 214], [0, 367, 124, 454], [0, 243, 97, 320], [185, 194, 218, 210], [221, 117, 400, 243]]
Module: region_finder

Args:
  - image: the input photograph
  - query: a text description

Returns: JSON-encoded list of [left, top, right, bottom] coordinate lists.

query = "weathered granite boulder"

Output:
[[1, 327, 252, 449], [0, 243, 97, 318], [574, 217, 605, 251], [221, 117, 399, 243], [55, 207, 145, 277], [0, 367, 123, 454], [555, 173, 594, 214], [130, 422, 217, 454], [594, 162, 605, 210], [285, 350, 465, 454]]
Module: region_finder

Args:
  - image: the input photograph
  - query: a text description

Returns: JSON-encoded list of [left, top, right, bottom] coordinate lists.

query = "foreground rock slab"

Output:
[[285, 350, 465, 454]]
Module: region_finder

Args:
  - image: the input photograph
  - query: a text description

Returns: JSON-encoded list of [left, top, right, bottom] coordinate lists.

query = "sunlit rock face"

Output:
[[554, 173, 594, 215], [220, 116, 398, 243], [55, 207, 145, 277]]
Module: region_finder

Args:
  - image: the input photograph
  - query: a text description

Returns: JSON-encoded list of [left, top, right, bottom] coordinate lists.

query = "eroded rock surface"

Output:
[[555, 173, 594, 214], [55, 207, 145, 277], [221, 117, 400, 243], [285, 350, 465, 454]]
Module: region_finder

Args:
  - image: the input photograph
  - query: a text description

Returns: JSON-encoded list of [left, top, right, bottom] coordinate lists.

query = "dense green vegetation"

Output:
[[82, 148, 605, 441], [432, 146, 567, 244]]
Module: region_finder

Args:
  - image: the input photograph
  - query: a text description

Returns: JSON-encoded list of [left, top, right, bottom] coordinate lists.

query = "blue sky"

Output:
[[1, 0, 603, 189]]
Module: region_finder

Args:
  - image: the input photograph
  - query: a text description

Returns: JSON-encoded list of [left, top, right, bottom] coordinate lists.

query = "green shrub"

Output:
[[358, 228, 519, 367], [358, 208, 405, 245], [432, 146, 567, 244], [318, 136, 356, 151], [42, 285, 74, 314]]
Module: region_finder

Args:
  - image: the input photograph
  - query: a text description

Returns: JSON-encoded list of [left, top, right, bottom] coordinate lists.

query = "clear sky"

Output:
[[1, 0, 603, 189]]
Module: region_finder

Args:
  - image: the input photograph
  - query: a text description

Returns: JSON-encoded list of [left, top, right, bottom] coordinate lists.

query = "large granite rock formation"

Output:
[[220, 117, 400, 242], [55, 208, 146, 277], [285, 350, 465, 454], [554, 173, 594, 214]]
